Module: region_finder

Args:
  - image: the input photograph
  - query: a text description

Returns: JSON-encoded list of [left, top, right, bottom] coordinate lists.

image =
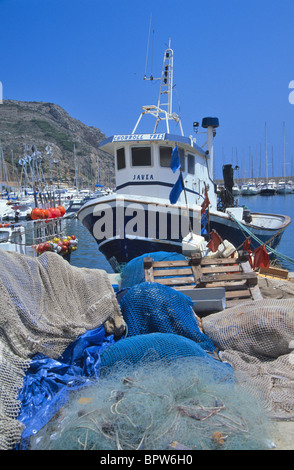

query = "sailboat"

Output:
[[276, 122, 292, 194], [260, 123, 276, 196], [77, 41, 290, 272], [240, 180, 258, 195]]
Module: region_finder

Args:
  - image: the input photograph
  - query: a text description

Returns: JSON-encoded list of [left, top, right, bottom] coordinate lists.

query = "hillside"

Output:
[[0, 99, 114, 187]]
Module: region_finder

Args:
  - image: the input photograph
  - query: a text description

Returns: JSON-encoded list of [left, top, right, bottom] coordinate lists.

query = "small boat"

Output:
[[0, 198, 18, 221], [65, 190, 107, 217], [0, 223, 34, 256], [260, 181, 276, 196], [78, 41, 291, 272], [276, 123, 293, 195], [0, 212, 78, 263], [276, 180, 292, 194], [232, 184, 240, 196], [65, 198, 86, 216], [240, 181, 258, 196]]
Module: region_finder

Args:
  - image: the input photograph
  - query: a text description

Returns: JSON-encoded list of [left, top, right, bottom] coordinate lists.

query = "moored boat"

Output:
[[276, 180, 293, 194], [77, 41, 291, 272], [259, 181, 276, 196], [0, 223, 34, 256], [240, 181, 258, 196]]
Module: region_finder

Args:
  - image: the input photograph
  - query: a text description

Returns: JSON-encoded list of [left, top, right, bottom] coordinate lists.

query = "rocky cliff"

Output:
[[0, 99, 114, 187]]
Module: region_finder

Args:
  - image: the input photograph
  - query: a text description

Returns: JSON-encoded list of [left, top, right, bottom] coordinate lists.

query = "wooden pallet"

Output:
[[143, 251, 262, 308]]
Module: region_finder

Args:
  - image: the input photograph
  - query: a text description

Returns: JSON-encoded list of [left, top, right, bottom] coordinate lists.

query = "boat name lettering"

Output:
[[113, 134, 165, 142], [132, 174, 154, 181]]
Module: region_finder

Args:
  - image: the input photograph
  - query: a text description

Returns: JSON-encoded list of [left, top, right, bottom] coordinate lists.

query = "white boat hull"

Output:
[[78, 194, 290, 272]]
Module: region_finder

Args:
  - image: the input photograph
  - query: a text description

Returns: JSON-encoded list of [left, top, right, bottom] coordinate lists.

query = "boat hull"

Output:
[[259, 188, 276, 196], [78, 195, 290, 272]]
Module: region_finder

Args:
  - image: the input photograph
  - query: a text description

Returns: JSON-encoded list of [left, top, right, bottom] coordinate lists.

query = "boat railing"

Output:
[[25, 218, 68, 246]]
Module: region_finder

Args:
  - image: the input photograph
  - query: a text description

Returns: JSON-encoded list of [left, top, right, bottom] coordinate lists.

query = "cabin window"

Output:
[[0, 231, 9, 242], [10, 231, 22, 244], [131, 147, 152, 167], [116, 148, 126, 170], [179, 147, 185, 171], [159, 146, 173, 167], [188, 154, 195, 175]]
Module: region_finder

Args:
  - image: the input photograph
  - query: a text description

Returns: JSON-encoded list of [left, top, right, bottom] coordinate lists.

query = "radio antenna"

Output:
[[144, 14, 152, 79], [133, 38, 184, 135]]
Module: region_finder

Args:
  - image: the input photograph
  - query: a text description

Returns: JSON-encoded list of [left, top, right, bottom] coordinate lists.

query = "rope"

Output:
[[228, 212, 294, 266]]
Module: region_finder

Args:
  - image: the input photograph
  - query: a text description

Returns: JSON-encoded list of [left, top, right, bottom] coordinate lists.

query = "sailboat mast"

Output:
[[283, 121, 286, 179], [265, 122, 268, 182]]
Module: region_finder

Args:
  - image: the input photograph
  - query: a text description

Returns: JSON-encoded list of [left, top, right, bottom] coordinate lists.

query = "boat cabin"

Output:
[[99, 130, 217, 209], [99, 40, 219, 211]]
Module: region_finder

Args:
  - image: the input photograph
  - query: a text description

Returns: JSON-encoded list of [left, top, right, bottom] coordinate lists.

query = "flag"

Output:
[[201, 184, 210, 214], [253, 245, 270, 269], [169, 172, 184, 204], [207, 230, 222, 252], [170, 145, 181, 173]]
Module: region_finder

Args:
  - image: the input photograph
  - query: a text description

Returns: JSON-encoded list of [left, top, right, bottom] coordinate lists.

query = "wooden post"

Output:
[[143, 257, 154, 282], [190, 253, 202, 286]]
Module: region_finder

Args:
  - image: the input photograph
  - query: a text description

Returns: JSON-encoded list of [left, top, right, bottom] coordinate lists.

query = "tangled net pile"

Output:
[[0, 250, 293, 450], [29, 358, 273, 451], [202, 297, 294, 420], [0, 250, 125, 450]]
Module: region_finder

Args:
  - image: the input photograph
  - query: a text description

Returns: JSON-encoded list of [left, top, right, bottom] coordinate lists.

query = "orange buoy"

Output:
[[57, 205, 66, 216], [31, 208, 43, 220]]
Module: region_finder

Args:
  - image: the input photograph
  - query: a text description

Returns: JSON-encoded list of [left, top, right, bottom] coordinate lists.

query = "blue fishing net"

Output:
[[100, 333, 207, 368], [120, 251, 186, 288], [119, 281, 216, 353], [100, 332, 234, 384], [17, 252, 235, 450]]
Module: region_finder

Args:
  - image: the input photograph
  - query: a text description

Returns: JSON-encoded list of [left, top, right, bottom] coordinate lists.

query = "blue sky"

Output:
[[1, 0, 294, 179]]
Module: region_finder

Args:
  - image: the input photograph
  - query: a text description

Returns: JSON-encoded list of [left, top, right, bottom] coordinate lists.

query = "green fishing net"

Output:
[[29, 358, 275, 451]]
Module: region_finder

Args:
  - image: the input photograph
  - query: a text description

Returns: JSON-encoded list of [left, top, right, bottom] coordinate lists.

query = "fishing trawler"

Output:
[[78, 41, 291, 272]]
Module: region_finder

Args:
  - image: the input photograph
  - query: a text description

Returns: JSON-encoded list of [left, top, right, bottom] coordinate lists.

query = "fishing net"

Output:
[[118, 282, 216, 353], [99, 333, 231, 378], [1, 247, 294, 450], [259, 276, 294, 298], [28, 358, 275, 451], [120, 251, 186, 288], [0, 250, 125, 450], [202, 298, 294, 420]]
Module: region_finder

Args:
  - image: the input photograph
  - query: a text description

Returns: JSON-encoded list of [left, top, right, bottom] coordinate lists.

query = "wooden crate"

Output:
[[143, 251, 262, 308]]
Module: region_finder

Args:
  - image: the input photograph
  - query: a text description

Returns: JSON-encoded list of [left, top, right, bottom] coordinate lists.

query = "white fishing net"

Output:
[[0, 250, 125, 450], [29, 359, 275, 451], [202, 297, 294, 420], [1, 247, 294, 450]]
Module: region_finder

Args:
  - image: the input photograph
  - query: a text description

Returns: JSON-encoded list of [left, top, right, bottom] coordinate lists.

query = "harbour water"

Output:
[[238, 194, 294, 270], [66, 193, 294, 273]]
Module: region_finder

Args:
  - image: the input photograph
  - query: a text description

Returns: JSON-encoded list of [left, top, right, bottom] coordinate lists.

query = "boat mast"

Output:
[[265, 122, 268, 183], [283, 121, 286, 180], [156, 38, 174, 123], [132, 39, 184, 135]]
